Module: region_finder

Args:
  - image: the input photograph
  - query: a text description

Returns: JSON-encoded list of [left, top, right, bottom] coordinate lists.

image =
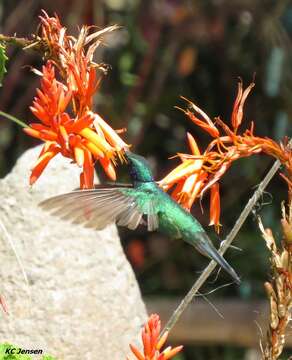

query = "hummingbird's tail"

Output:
[[194, 232, 241, 284]]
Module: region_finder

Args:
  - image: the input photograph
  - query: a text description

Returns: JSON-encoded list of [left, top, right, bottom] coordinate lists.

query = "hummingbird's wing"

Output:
[[39, 185, 159, 231]]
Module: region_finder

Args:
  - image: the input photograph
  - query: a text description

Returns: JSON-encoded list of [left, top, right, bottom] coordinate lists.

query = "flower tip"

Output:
[[129, 343, 144, 360], [186, 132, 200, 155], [74, 147, 85, 167], [29, 175, 38, 186], [117, 147, 130, 164], [180, 95, 192, 104], [157, 330, 169, 350], [164, 345, 184, 359], [174, 105, 186, 114]]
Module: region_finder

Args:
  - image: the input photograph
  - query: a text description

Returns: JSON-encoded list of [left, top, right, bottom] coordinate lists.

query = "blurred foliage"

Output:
[[0, 0, 292, 359]]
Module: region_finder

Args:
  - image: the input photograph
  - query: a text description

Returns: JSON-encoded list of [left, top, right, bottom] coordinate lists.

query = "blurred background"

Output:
[[0, 0, 292, 359]]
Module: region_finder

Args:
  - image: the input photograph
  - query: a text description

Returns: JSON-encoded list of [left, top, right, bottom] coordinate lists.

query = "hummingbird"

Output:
[[40, 151, 240, 284]]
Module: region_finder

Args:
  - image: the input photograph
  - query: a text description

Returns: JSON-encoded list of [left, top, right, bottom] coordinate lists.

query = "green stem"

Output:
[[0, 34, 33, 48], [0, 111, 28, 128]]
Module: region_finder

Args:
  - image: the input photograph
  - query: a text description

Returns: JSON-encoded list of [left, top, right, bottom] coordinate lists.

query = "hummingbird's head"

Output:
[[125, 151, 154, 183]]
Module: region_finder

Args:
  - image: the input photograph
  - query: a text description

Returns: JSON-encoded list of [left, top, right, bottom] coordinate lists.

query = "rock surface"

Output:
[[0, 146, 147, 359]]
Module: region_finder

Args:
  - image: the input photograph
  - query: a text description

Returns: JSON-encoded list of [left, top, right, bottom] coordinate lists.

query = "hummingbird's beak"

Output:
[[193, 232, 241, 285]]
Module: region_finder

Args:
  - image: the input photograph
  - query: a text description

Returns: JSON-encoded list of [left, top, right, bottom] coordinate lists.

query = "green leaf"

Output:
[[0, 42, 8, 87]]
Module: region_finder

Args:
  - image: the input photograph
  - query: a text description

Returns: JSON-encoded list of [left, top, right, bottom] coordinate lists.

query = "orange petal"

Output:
[[99, 157, 116, 181], [142, 330, 152, 357], [74, 146, 84, 167], [231, 81, 255, 131], [59, 125, 69, 142], [36, 88, 48, 107], [93, 112, 129, 150], [70, 113, 95, 133], [38, 141, 54, 157], [80, 172, 85, 189], [25, 124, 58, 142], [161, 159, 203, 187], [83, 150, 94, 189], [40, 129, 58, 141], [181, 97, 212, 125], [23, 127, 42, 140], [170, 179, 184, 200], [58, 88, 72, 113], [187, 132, 200, 155], [67, 62, 83, 93], [30, 123, 49, 131], [186, 172, 207, 209], [206, 136, 233, 152], [84, 67, 98, 105], [160, 160, 192, 185], [79, 127, 114, 155], [150, 329, 159, 352], [236, 82, 255, 126], [93, 120, 106, 139], [209, 183, 221, 233], [82, 139, 104, 159], [30, 145, 59, 185], [59, 112, 72, 126], [129, 344, 144, 360], [200, 161, 231, 198], [181, 173, 198, 195], [187, 111, 219, 138], [178, 173, 201, 209], [163, 345, 183, 359], [30, 104, 50, 125], [231, 80, 243, 130], [156, 331, 169, 351]]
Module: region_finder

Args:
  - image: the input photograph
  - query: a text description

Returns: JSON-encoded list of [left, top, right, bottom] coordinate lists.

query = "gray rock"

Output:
[[0, 146, 147, 359]]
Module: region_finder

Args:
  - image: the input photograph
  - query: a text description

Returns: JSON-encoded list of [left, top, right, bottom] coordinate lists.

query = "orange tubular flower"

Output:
[[161, 80, 292, 231], [178, 97, 220, 138], [209, 183, 221, 233], [127, 314, 183, 360], [24, 12, 129, 188], [231, 80, 255, 132]]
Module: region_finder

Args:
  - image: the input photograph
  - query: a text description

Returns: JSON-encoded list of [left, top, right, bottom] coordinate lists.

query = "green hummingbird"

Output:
[[40, 151, 240, 284]]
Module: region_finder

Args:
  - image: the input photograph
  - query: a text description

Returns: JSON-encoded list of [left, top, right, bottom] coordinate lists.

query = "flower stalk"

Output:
[[160, 81, 292, 232], [258, 201, 292, 360]]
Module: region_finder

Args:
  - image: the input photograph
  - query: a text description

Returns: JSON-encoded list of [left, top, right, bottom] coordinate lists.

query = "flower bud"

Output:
[[281, 218, 292, 244]]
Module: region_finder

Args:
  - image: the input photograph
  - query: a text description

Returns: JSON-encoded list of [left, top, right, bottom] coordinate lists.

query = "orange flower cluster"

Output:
[[159, 81, 292, 232], [127, 314, 182, 360], [24, 11, 129, 188]]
